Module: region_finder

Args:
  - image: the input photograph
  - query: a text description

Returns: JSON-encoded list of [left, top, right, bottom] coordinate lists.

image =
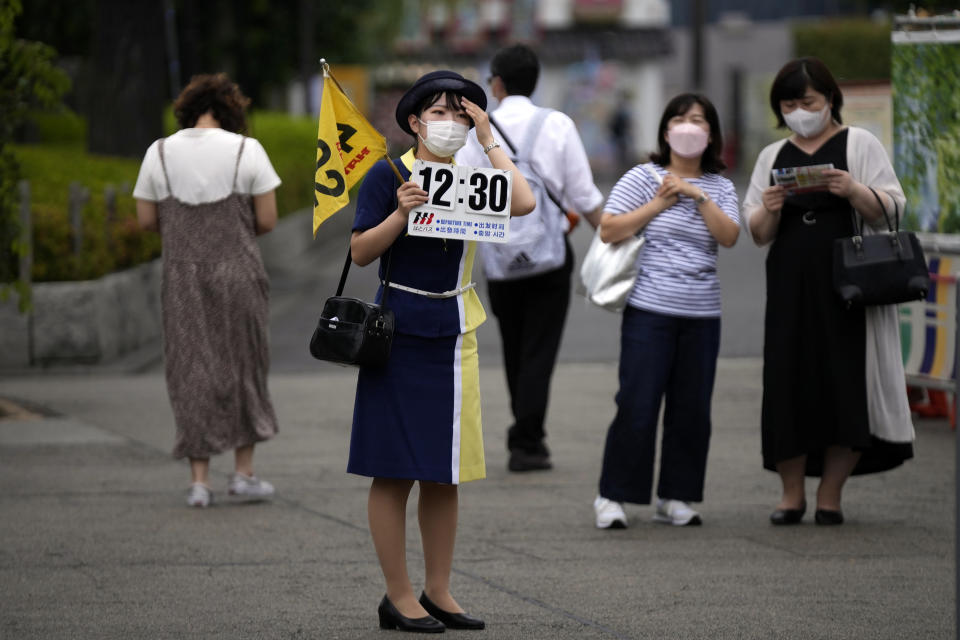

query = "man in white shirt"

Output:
[[457, 44, 604, 472]]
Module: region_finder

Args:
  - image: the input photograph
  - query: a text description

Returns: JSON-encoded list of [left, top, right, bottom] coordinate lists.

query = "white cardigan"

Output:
[[742, 127, 915, 444]]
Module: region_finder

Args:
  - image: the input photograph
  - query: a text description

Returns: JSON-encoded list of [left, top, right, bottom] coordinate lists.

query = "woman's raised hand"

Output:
[[461, 98, 493, 148], [396, 181, 428, 217]]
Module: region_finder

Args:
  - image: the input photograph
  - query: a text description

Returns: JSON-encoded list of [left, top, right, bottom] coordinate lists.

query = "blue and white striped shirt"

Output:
[[605, 163, 739, 318]]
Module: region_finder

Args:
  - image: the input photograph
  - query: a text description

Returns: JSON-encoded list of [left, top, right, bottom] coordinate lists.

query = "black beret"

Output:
[[395, 70, 487, 135]]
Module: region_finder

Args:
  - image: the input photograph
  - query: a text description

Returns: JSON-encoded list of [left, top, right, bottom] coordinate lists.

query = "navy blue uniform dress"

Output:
[[346, 150, 487, 484]]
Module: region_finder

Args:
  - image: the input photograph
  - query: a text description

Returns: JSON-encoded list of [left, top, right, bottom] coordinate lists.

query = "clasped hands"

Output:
[[654, 174, 699, 210]]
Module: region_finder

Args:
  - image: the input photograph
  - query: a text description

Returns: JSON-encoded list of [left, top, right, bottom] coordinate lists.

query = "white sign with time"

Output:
[[407, 159, 512, 243]]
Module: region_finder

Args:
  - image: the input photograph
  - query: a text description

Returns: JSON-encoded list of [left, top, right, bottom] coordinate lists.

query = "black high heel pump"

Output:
[[377, 595, 445, 633], [419, 592, 485, 630]]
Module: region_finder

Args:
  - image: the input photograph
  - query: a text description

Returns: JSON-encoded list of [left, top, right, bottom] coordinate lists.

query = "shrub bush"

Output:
[[17, 108, 320, 282], [13, 143, 159, 282], [793, 18, 892, 81], [248, 111, 316, 216], [25, 109, 86, 146]]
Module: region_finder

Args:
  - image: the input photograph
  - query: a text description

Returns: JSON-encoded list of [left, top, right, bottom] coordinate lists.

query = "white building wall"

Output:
[[624, 61, 664, 158]]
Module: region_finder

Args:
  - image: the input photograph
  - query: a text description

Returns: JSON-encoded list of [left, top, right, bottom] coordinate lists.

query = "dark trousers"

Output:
[[598, 307, 720, 504], [487, 241, 573, 456]]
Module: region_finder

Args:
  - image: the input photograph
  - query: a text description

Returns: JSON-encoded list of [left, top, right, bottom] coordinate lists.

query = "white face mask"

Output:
[[666, 122, 709, 158], [418, 119, 469, 157], [782, 104, 831, 138]]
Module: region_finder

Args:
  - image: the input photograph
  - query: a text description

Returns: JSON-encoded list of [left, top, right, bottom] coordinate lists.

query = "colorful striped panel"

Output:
[[900, 255, 956, 382]]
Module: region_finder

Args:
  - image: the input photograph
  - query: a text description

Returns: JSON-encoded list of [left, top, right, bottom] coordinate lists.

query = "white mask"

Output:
[[666, 122, 709, 158], [418, 119, 469, 157], [782, 104, 831, 138]]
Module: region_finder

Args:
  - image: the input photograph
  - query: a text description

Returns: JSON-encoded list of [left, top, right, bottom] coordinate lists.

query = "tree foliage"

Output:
[[13, 0, 402, 107], [176, 0, 402, 106], [793, 18, 892, 81], [0, 0, 69, 309], [892, 41, 960, 232], [85, 0, 166, 156]]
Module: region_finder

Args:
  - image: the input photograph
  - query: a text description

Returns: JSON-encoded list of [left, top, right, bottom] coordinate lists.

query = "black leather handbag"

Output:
[[832, 187, 930, 309], [309, 246, 395, 368]]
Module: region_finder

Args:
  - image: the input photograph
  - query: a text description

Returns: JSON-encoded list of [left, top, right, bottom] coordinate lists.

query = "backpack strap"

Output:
[[489, 110, 565, 214], [517, 108, 552, 163], [490, 115, 515, 158]]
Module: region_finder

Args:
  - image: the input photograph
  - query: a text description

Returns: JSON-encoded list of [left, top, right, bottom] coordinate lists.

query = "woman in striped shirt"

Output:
[[592, 93, 740, 530]]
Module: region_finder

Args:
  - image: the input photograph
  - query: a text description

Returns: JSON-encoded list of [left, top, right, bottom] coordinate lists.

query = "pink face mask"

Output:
[[667, 122, 709, 158]]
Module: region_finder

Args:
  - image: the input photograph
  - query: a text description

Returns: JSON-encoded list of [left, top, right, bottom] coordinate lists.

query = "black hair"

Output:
[[649, 93, 725, 174], [489, 44, 539, 97], [769, 57, 843, 128], [409, 91, 473, 145], [414, 91, 464, 118]]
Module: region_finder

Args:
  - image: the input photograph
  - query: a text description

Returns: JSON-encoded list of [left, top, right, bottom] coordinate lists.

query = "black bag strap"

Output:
[[334, 172, 400, 303], [854, 187, 899, 236], [335, 245, 393, 306], [489, 113, 565, 214]]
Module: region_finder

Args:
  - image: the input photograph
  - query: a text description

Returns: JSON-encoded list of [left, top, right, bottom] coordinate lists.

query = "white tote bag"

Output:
[[578, 229, 645, 312], [578, 166, 661, 312]]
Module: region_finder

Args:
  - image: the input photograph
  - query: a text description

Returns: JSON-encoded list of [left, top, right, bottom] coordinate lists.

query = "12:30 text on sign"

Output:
[[407, 160, 513, 244]]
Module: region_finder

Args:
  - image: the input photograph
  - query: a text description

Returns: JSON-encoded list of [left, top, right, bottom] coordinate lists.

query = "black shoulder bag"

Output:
[[832, 187, 930, 309], [309, 246, 395, 368]]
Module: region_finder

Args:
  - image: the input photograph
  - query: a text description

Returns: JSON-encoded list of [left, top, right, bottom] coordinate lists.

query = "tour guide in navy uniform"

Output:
[[457, 44, 604, 472]]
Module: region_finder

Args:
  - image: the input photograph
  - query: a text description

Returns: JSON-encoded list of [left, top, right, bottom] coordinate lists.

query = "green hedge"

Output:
[[12, 143, 159, 282], [246, 111, 316, 217], [17, 109, 318, 282], [793, 19, 892, 81]]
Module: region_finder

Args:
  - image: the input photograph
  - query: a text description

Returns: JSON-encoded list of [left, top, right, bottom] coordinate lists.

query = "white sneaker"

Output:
[[593, 495, 627, 529], [228, 473, 275, 500], [653, 499, 701, 526], [187, 483, 212, 508]]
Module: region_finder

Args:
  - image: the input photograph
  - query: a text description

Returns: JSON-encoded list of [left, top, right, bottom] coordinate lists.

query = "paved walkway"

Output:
[[0, 359, 953, 639]]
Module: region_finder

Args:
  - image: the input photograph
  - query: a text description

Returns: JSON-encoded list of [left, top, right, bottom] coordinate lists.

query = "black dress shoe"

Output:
[[508, 450, 552, 472], [770, 502, 806, 525], [814, 508, 844, 525], [377, 595, 445, 633], [419, 592, 485, 630]]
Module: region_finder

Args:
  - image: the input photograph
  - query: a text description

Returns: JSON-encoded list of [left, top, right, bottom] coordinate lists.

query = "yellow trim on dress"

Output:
[[457, 329, 485, 482], [461, 241, 487, 332]]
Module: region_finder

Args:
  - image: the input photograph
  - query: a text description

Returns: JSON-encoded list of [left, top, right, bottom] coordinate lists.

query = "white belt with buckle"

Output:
[[384, 281, 477, 299]]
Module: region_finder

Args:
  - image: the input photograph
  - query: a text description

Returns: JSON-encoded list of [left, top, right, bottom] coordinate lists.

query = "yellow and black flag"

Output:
[[313, 61, 388, 236]]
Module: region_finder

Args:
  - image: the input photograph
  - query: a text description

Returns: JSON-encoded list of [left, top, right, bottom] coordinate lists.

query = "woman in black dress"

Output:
[[743, 58, 914, 526]]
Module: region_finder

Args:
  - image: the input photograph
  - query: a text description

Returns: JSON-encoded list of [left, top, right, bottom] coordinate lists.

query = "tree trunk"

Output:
[[86, 0, 166, 157]]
